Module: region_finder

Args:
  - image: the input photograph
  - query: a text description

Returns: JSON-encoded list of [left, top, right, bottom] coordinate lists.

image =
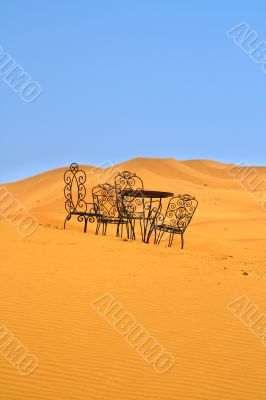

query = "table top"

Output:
[[121, 189, 174, 199]]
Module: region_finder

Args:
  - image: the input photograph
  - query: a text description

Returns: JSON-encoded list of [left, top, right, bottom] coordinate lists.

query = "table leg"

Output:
[[143, 198, 162, 244]]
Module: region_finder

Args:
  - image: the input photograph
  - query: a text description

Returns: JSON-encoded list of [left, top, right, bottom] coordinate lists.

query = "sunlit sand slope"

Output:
[[0, 158, 266, 399]]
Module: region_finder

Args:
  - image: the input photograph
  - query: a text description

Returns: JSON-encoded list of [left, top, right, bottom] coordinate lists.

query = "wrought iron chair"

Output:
[[114, 171, 146, 239], [92, 183, 129, 237], [154, 194, 198, 249], [64, 163, 101, 233]]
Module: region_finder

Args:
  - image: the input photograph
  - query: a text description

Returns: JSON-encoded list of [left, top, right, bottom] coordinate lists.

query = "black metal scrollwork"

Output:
[[64, 163, 88, 214], [92, 183, 122, 220], [114, 171, 145, 219], [165, 194, 198, 231], [154, 194, 198, 249]]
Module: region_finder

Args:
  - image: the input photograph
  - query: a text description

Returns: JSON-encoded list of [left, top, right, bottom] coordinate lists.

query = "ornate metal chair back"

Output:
[[114, 171, 144, 192], [163, 194, 198, 232], [92, 183, 120, 219], [114, 171, 144, 218], [64, 163, 88, 214]]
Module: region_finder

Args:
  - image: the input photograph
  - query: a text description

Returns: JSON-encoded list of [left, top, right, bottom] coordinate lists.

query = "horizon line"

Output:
[[1, 157, 265, 186]]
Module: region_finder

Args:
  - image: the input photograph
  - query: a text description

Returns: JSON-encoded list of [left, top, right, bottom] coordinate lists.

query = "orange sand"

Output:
[[0, 158, 266, 400]]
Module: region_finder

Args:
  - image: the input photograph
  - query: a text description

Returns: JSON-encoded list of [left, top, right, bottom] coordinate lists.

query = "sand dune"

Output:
[[0, 158, 266, 400], [3, 158, 266, 214]]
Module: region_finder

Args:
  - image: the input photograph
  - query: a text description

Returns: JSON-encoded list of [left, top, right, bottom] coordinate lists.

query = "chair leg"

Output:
[[116, 223, 123, 238], [102, 223, 107, 235], [140, 219, 143, 240], [168, 232, 172, 247], [128, 219, 135, 240], [84, 217, 88, 233], [168, 232, 174, 247], [64, 214, 71, 229], [147, 225, 155, 244], [126, 222, 130, 239], [157, 230, 164, 245], [181, 233, 184, 249], [116, 223, 120, 237], [153, 228, 157, 244], [95, 221, 100, 235], [132, 220, 136, 240]]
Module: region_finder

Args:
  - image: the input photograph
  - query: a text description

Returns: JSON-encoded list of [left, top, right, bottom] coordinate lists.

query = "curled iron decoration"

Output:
[[64, 163, 88, 214], [114, 171, 145, 219], [92, 183, 120, 220], [164, 194, 198, 232], [114, 171, 144, 192]]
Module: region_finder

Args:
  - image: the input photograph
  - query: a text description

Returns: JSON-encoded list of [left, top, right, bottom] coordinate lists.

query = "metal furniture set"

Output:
[[64, 163, 198, 249]]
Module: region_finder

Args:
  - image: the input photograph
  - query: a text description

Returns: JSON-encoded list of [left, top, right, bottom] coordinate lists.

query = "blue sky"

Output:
[[1, 0, 266, 182]]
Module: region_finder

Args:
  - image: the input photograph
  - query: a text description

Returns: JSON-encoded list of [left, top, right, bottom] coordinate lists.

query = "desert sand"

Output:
[[0, 158, 266, 400]]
